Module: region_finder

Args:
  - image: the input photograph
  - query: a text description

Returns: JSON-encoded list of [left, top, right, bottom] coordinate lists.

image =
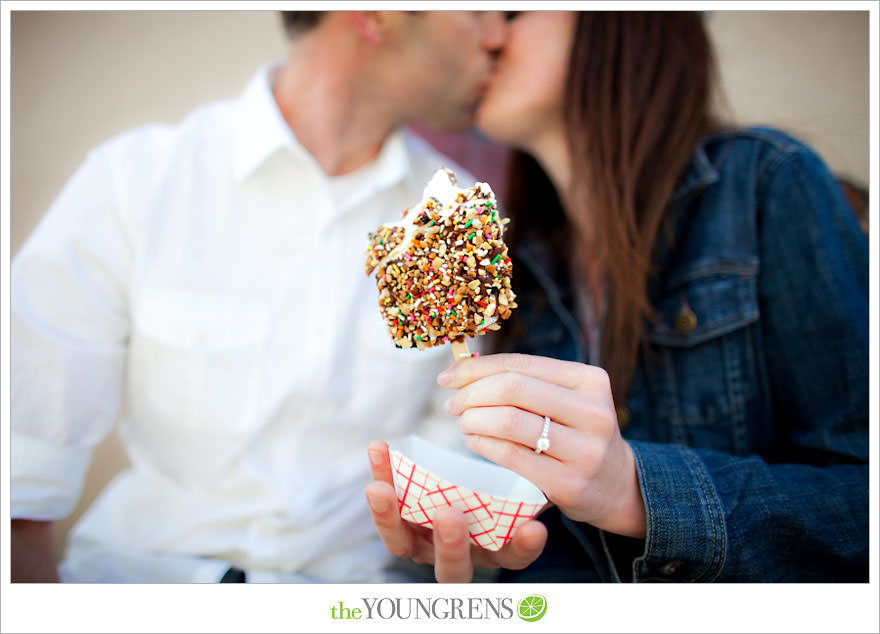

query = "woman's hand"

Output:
[[365, 441, 548, 582], [439, 353, 647, 539]]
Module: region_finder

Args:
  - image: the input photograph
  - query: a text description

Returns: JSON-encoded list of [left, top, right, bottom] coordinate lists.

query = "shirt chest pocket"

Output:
[[641, 259, 759, 454], [128, 291, 270, 434]]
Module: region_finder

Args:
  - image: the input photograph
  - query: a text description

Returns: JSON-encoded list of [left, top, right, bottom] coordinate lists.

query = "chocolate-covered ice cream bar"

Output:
[[365, 168, 516, 352]]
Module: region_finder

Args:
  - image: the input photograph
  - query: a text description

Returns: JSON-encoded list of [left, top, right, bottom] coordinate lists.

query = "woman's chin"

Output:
[[474, 122, 529, 155], [474, 102, 534, 150], [474, 111, 511, 146]]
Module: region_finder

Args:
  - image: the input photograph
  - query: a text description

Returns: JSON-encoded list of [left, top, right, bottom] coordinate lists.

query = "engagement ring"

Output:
[[535, 416, 551, 454]]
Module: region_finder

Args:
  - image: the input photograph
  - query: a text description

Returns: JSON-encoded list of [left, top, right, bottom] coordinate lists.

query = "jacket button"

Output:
[[616, 406, 631, 428], [660, 560, 682, 576], [674, 306, 697, 334]]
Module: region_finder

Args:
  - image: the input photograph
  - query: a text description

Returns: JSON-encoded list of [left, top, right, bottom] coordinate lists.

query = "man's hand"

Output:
[[365, 441, 547, 582], [11, 519, 59, 582]]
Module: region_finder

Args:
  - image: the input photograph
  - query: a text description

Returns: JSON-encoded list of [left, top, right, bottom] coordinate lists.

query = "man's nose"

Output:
[[482, 11, 508, 53]]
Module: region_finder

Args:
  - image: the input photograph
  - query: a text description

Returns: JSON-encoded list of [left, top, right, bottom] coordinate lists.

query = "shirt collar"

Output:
[[234, 61, 410, 195], [233, 61, 303, 183], [323, 129, 410, 215], [355, 128, 410, 199]]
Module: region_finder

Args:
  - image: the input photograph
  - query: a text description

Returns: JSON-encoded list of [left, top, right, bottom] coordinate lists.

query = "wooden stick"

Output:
[[451, 338, 471, 361]]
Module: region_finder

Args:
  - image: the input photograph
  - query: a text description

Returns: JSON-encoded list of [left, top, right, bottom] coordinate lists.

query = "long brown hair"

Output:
[[503, 12, 720, 404]]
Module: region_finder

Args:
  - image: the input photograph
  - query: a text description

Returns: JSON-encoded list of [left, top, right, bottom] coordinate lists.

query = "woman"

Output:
[[366, 11, 868, 582]]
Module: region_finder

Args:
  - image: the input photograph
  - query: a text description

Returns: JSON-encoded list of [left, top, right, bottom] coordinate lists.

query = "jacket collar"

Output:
[[670, 137, 720, 201]]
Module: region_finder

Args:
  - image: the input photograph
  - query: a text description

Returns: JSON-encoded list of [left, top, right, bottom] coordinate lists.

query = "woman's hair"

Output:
[[503, 12, 720, 404]]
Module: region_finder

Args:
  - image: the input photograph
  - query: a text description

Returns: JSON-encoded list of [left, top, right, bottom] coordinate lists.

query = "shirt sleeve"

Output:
[[612, 143, 869, 582], [11, 146, 132, 520], [11, 430, 95, 520]]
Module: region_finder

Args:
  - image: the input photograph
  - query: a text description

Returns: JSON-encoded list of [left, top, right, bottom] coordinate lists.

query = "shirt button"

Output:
[[660, 560, 683, 576], [616, 406, 631, 428], [674, 306, 697, 334]]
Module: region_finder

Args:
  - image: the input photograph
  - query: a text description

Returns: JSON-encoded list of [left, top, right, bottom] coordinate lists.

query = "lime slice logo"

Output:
[[517, 594, 547, 622]]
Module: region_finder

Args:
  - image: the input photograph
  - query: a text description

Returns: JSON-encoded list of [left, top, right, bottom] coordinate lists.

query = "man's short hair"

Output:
[[280, 11, 326, 38]]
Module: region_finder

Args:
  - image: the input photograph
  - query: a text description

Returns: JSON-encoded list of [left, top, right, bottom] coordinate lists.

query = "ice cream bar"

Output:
[[365, 168, 516, 351]]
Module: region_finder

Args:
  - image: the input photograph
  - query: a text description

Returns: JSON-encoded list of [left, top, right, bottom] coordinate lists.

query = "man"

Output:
[[11, 10, 508, 583]]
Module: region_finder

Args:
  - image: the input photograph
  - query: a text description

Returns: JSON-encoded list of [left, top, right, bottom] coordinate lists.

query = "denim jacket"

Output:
[[499, 127, 869, 582]]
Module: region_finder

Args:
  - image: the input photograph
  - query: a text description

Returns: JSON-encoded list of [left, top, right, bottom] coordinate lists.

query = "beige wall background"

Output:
[[9, 10, 870, 559]]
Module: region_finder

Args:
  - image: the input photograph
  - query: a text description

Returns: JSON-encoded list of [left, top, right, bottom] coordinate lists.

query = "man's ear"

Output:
[[348, 11, 404, 46]]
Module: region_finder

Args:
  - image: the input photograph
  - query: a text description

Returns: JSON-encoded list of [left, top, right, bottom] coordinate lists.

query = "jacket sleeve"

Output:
[[614, 143, 869, 582]]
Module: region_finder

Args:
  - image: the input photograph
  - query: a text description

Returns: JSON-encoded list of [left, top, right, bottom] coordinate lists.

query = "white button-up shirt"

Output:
[[11, 63, 470, 582]]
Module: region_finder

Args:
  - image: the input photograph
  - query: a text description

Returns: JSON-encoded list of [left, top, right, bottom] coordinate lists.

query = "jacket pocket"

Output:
[[646, 258, 759, 347], [641, 258, 759, 453]]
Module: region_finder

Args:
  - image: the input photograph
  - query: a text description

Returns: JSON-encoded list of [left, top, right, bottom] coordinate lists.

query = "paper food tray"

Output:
[[388, 435, 547, 551]]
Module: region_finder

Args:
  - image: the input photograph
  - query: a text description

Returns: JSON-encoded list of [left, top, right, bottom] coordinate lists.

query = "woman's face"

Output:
[[475, 11, 575, 150]]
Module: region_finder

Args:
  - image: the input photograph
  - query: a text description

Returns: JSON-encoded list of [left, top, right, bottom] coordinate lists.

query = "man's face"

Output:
[[388, 12, 506, 130]]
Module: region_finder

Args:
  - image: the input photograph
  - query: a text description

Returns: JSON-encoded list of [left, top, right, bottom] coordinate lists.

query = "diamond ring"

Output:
[[535, 416, 551, 454]]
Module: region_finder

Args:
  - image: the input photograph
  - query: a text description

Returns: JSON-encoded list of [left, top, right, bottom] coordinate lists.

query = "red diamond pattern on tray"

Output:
[[389, 449, 544, 551]]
